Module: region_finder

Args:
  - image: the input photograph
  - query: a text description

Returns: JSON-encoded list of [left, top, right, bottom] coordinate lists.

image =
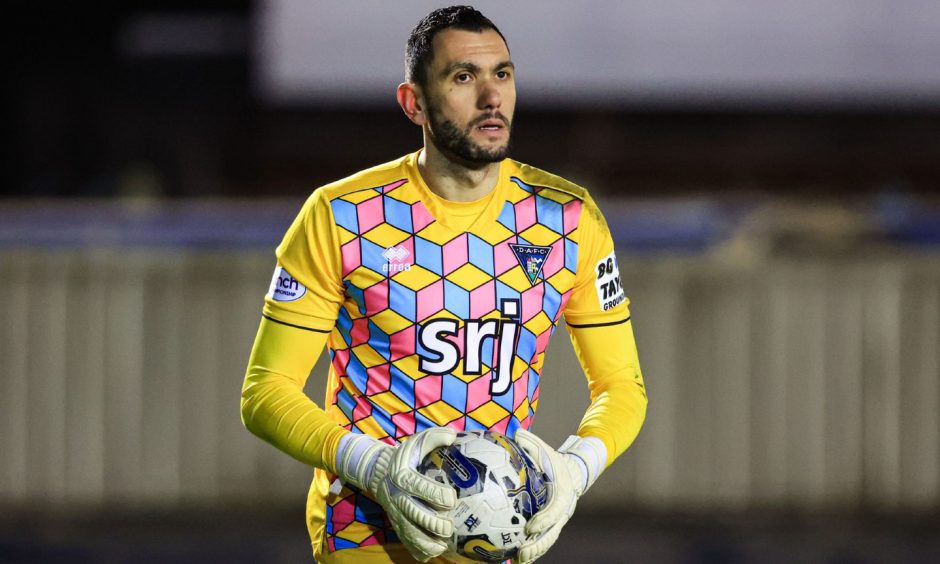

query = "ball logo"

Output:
[[268, 266, 307, 302]]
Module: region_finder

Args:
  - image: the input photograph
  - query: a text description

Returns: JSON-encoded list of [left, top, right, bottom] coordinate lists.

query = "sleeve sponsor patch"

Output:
[[594, 251, 625, 311], [267, 266, 307, 302]]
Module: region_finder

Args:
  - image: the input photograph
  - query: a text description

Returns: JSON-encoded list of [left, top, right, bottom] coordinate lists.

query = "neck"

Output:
[[417, 142, 501, 203]]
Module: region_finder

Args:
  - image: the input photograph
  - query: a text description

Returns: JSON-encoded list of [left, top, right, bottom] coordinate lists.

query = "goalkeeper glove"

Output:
[[512, 430, 607, 564], [335, 427, 458, 562]]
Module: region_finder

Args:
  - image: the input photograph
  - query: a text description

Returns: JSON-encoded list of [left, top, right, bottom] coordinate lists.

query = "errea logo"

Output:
[[268, 266, 307, 302], [382, 245, 412, 273]]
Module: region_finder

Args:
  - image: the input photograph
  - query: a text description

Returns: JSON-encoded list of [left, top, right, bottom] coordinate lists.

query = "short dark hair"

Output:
[[405, 5, 507, 90]]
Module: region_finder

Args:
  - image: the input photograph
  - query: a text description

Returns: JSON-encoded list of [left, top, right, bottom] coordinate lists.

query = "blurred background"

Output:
[[3, 1, 939, 562]]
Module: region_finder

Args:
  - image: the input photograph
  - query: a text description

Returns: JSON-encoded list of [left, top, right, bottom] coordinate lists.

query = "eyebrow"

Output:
[[442, 60, 515, 77]]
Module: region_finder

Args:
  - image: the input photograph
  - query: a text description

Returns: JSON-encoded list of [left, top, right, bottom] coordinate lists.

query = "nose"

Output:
[[477, 79, 502, 111]]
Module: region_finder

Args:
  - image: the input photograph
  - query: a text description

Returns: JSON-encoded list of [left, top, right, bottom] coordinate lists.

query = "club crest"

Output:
[[509, 243, 552, 284]]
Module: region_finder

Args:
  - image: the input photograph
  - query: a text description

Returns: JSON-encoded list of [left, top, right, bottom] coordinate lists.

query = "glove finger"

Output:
[[394, 467, 457, 509], [393, 493, 454, 538], [517, 524, 561, 564], [513, 430, 553, 474], [526, 495, 573, 535], [524, 482, 565, 534], [386, 502, 449, 562], [409, 427, 458, 459], [394, 427, 458, 508]]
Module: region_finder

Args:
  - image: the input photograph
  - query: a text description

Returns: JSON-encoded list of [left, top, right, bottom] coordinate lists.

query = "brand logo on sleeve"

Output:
[[268, 266, 307, 302], [509, 244, 552, 284], [594, 252, 625, 311], [382, 245, 412, 273]]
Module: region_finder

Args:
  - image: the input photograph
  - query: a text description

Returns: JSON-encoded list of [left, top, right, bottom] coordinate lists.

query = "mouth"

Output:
[[474, 117, 508, 134]]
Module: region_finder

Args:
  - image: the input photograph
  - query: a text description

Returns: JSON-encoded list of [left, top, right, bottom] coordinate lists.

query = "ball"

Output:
[[418, 430, 548, 563]]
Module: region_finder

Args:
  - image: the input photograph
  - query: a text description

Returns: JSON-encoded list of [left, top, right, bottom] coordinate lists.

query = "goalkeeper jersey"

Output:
[[261, 150, 636, 557]]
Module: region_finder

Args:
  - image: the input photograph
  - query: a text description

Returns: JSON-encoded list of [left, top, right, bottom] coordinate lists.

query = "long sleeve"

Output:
[[567, 317, 647, 466], [240, 316, 347, 474], [561, 192, 647, 466], [241, 186, 348, 473]]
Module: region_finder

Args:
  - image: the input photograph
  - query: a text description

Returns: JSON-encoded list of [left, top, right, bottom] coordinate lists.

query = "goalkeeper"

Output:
[[241, 5, 647, 563]]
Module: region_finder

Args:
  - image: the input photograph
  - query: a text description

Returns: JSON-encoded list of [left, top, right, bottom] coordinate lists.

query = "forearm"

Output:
[[240, 317, 347, 473], [568, 319, 648, 466]]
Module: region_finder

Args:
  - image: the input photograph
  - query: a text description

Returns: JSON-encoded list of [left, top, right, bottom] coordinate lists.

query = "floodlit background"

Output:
[[3, 1, 939, 562]]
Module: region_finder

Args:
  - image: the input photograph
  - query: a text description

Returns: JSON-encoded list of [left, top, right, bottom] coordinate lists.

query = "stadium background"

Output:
[[3, 1, 939, 562]]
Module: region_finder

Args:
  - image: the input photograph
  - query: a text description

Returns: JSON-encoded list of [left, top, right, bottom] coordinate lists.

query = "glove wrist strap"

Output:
[[336, 432, 387, 492], [558, 435, 607, 495]]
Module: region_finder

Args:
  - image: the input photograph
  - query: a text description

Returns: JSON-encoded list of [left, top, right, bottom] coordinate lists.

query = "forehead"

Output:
[[429, 28, 510, 70]]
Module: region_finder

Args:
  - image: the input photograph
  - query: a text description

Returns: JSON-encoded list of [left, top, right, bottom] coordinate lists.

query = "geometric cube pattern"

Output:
[[323, 175, 584, 551]]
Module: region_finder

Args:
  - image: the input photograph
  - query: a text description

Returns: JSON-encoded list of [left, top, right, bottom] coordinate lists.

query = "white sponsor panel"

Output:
[[267, 266, 307, 302], [594, 251, 626, 311]]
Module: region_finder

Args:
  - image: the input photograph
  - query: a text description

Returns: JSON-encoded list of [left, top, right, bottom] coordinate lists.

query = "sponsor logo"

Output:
[[509, 243, 552, 284], [382, 245, 412, 273], [417, 299, 520, 396], [267, 266, 307, 302], [594, 252, 625, 311]]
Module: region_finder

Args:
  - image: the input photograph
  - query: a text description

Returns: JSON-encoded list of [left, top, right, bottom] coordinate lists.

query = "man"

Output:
[[241, 6, 647, 563]]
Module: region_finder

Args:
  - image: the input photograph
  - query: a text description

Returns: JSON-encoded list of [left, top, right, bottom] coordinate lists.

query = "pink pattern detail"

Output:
[[535, 326, 554, 356], [470, 280, 496, 318], [449, 417, 467, 432], [360, 534, 379, 547], [382, 179, 408, 193], [416, 280, 444, 321], [352, 397, 373, 422], [341, 239, 361, 278], [494, 241, 519, 275], [513, 375, 529, 409], [363, 280, 389, 317], [392, 412, 416, 438], [466, 376, 493, 412], [541, 238, 565, 279], [415, 376, 442, 408], [331, 496, 356, 531], [442, 233, 469, 275], [491, 416, 510, 434], [366, 363, 391, 395], [563, 200, 582, 235], [515, 195, 537, 232], [350, 318, 370, 347], [357, 194, 385, 233], [389, 325, 416, 361], [331, 348, 351, 375], [521, 285, 546, 323], [412, 202, 435, 233]]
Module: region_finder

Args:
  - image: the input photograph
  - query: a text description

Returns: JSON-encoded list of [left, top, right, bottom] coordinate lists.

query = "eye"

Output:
[[496, 70, 512, 80], [455, 72, 472, 83]]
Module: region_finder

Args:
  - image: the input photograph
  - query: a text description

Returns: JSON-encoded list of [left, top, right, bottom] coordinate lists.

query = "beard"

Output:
[[426, 106, 512, 167]]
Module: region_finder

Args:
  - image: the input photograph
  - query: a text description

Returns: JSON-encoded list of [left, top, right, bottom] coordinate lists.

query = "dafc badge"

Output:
[[509, 243, 552, 284]]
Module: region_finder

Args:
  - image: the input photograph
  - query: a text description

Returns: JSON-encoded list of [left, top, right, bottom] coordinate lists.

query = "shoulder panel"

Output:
[[509, 160, 590, 202], [317, 155, 411, 201]]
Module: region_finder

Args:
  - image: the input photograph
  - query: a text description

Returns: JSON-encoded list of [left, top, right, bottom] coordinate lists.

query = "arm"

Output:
[[514, 195, 647, 563], [240, 316, 346, 472], [567, 316, 647, 467]]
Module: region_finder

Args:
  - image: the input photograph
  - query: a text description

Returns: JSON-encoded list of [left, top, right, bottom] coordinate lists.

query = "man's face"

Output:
[[421, 28, 516, 166]]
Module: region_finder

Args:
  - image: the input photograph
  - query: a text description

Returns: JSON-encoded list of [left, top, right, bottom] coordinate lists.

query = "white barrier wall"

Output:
[[1, 248, 938, 511]]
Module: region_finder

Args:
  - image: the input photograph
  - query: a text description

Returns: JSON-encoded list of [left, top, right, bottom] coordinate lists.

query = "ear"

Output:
[[397, 82, 427, 126]]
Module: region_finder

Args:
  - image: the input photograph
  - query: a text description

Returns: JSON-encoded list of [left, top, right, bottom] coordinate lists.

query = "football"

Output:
[[418, 430, 548, 563]]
